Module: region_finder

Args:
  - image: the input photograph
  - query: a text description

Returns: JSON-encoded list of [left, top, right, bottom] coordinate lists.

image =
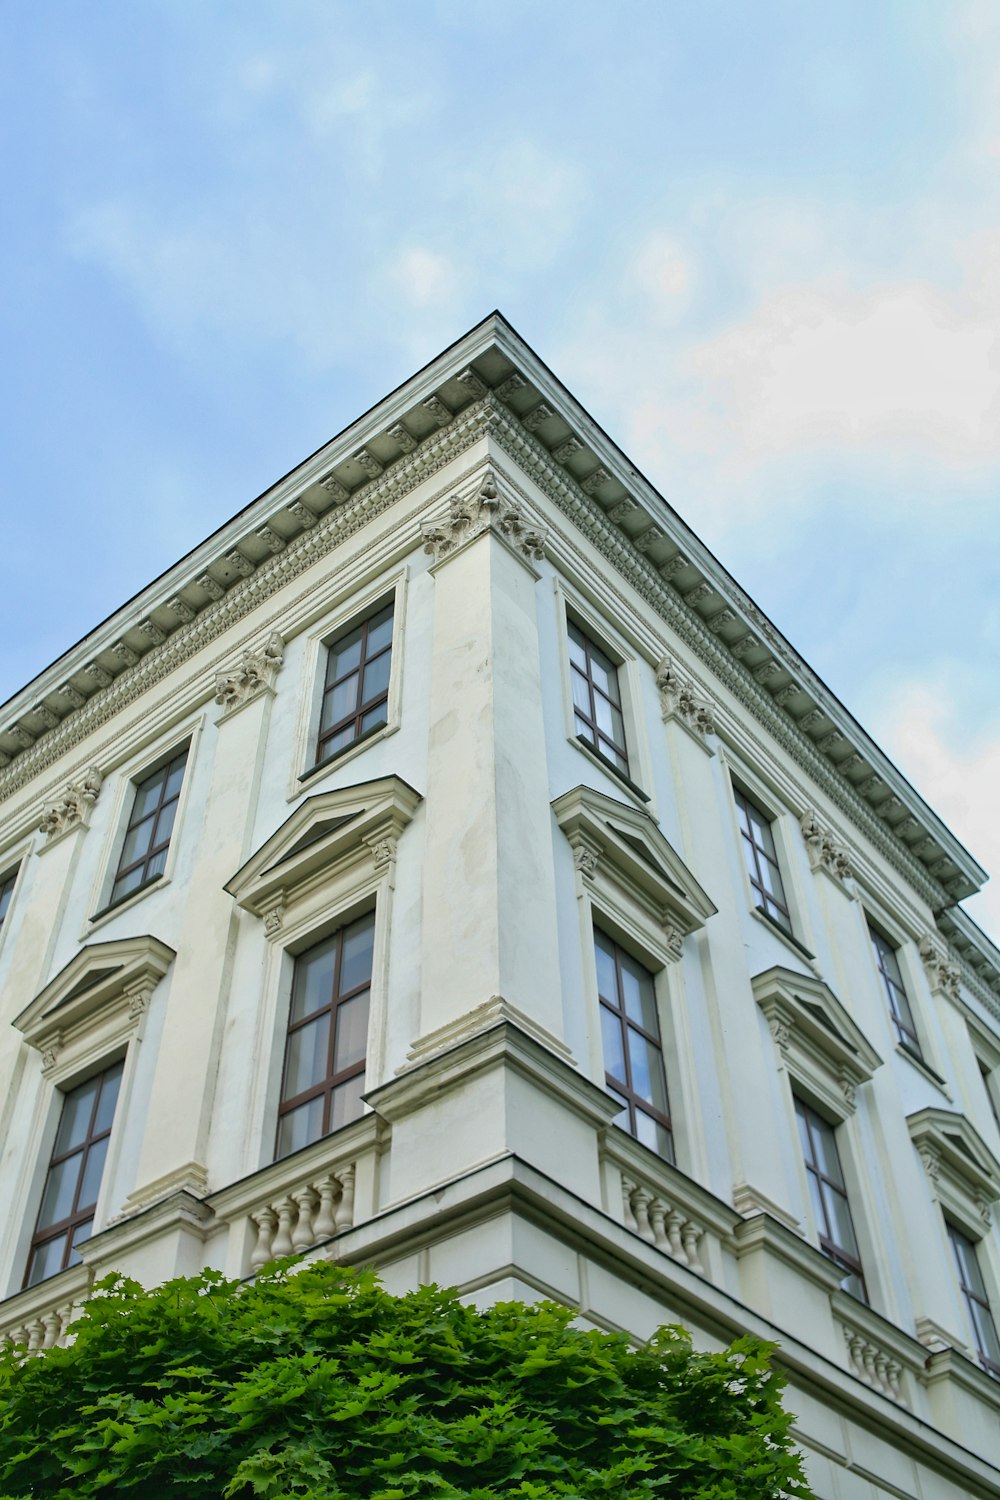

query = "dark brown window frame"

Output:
[[868, 922, 923, 1057], [110, 749, 188, 905], [25, 1060, 123, 1288], [947, 1221, 1000, 1380], [594, 927, 673, 1161], [795, 1095, 867, 1302], [315, 604, 394, 767], [734, 787, 793, 935], [276, 912, 374, 1158], [568, 621, 630, 775]]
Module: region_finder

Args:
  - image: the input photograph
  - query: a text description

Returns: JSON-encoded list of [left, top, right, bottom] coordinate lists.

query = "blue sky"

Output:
[[1, 1, 998, 936]]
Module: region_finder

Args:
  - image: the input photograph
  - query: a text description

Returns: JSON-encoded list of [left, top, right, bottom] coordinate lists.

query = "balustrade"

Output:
[[248, 1164, 357, 1272]]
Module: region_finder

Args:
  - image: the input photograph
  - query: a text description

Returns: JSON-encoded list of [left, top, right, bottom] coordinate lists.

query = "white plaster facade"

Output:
[[1, 314, 1000, 1497]]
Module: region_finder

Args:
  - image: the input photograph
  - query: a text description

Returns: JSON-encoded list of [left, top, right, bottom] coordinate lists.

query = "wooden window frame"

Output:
[[795, 1094, 868, 1303], [947, 1221, 1000, 1380], [568, 621, 630, 776], [24, 1061, 124, 1288], [734, 787, 793, 935], [314, 604, 394, 769], [275, 911, 375, 1159], [594, 926, 673, 1162], [868, 921, 923, 1058], [110, 749, 188, 906]]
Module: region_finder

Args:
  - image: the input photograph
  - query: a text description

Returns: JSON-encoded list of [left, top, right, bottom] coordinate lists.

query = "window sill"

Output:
[[89, 874, 167, 930], [572, 735, 650, 806], [750, 904, 815, 963], [896, 1042, 952, 1098], [297, 720, 398, 791]]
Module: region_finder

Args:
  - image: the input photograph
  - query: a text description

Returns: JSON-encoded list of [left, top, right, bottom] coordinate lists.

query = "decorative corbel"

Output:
[[214, 633, 285, 720], [799, 809, 852, 883], [421, 471, 547, 568], [39, 767, 103, 843], [918, 935, 961, 1002], [655, 657, 715, 738]]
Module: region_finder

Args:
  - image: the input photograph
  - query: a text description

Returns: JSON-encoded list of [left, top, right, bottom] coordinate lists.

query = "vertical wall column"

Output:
[[416, 471, 564, 1051], [128, 637, 283, 1209]]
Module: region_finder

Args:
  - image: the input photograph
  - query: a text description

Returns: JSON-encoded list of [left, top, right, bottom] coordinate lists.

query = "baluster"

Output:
[[873, 1350, 890, 1395], [632, 1187, 654, 1242], [681, 1221, 704, 1273], [621, 1176, 638, 1231], [861, 1341, 878, 1387], [26, 1319, 44, 1354], [249, 1205, 278, 1271], [648, 1197, 669, 1250], [291, 1187, 317, 1250], [271, 1198, 296, 1257], [665, 1209, 685, 1261], [846, 1331, 865, 1381], [887, 1360, 904, 1403], [42, 1311, 63, 1349], [334, 1165, 356, 1231], [58, 1304, 75, 1346], [313, 1175, 339, 1239]]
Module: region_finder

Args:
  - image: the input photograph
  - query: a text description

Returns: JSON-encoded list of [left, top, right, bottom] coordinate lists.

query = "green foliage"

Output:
[[0, 1263, 813, 1498]]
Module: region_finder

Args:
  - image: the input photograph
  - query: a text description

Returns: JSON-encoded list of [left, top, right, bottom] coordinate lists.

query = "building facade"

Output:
[[1, 314, 999, 1497]]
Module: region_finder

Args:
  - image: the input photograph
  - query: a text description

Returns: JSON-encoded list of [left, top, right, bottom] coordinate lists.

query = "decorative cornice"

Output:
[[421, 470, 547, 567], [214, 631, 284, 720]]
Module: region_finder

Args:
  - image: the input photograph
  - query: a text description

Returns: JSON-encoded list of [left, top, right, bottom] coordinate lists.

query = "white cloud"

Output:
[[386, 247, 460, 311], [875, 682, 1000, 942]]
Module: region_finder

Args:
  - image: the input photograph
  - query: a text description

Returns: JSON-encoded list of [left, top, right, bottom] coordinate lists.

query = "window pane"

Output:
[[92, 1064, 124, 1136], [366, 607, 394, 656], [811, 1115, 845, 1186], [627, 1031, 669, 1113], [607, 1087, 630, 1131], [360, 705, 388, 735], [37, 1157, 81, 1230], [571, 667, 591, 714], [619, 956, 659, 1032], [112, 864, 145, 900], [163, 758, 187, 801], [276, 1096, 325, 1158], [321, 724, 355, 758], [567, 624, 587, 668], [838, 1266, 866, 1301], [78, 1137, 110, 1212], [153, 798, 178, 847], [634, 1109, 673, 1161], [332, 992, 370, 1073], [600, 1005, 626, 1084], [26, 1234, 68, 1287], [144, 848, 168, 882], [574, 712, 594, 743], [132, 776, 165, 822], [283, 1015, 332, 1099], [321, 673, 359, 732], [330, 1075, 366, 1131], [823, 1187, 861, 1259], [340, 916, 375, 994], [290, 940, 337, 1024], [361, 650, 391, 704], [327, 627, 363, 680], [593, 693, 615, 738], [971, 1301, 1000, 1365], [55, 1078, 99, 1154], [594, 933, 618, 1004], [119, 816, 156, 870], [70, 1217, 94, 1258]]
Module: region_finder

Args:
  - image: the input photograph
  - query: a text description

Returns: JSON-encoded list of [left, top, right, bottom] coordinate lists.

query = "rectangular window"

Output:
[[947, 1222, 1000, 1379], [0, 866, 17, 932], [276, 912, 374, 1159], [979, 1059, 1000, 1135], [734, 788, 792, 934], [315, 604, 394, 766], [569, 622, 629, 775], [111, 749, 188, 905], [25, 1060, 124, 1288], [795, 1095, 867, 1301], [594, 928, 673, 1161], [868, 923, 922, 1057]]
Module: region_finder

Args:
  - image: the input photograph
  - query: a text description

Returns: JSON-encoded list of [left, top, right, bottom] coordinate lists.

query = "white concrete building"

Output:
[[1, 314, 999, 1497]]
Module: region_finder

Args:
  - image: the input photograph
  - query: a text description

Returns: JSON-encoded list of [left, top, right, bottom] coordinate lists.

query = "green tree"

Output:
[[0, 1262, 812, 1498]]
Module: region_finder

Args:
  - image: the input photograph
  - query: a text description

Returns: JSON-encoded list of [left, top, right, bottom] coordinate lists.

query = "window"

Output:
[[795, 1095, 867, 1301], [947, 1222, 1000, 1379], [869, 923, 922, 1057], [276, 912, 374, 1158], [110, 749, 187, 904], [734, 788, 792, 934], [25, 1060, 123, 1287], [569, 622, 629, 775], [979, 1059, 1000, 1135], [0, 866, 17, 932], [315, 604, 393, 766], [594, 928, 673, 1161]]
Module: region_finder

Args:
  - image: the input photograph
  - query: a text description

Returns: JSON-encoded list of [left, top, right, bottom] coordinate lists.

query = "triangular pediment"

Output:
[[908, 1107, 1000, 1214], [226, 775, 422, 921], [551, 784, 716, 935], [14, 934, 176, 1056], [753, 965, 883, 1117]]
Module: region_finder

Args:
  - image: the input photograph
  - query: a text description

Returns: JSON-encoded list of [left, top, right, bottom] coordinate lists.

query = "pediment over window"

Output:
[[753, 965, 882, 1118], [908, 1107, 1000, 1232], [225, 776, 422, 935], [552, 785, 716, 957], [13, 934, 175, 1079]]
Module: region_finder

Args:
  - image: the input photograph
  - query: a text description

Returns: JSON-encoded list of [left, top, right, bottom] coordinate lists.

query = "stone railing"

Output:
[[832, 1293, 926, 1408], [0, 1265, 91, 1355], [206, 1113, 384, 1280], [599, 1132, 740, 1284]]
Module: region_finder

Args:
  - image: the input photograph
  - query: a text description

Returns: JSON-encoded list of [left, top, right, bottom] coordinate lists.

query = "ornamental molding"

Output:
[[907, 1107, 1000, 1232], [799, 808, 852, 884], [752, 965, 882, 1119], [214, 631, 285, 720], [918, 934, 961, 1003], [654, 656, 715, 738], [421, 470, 547, 568], [38, 766, 103, 844]]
